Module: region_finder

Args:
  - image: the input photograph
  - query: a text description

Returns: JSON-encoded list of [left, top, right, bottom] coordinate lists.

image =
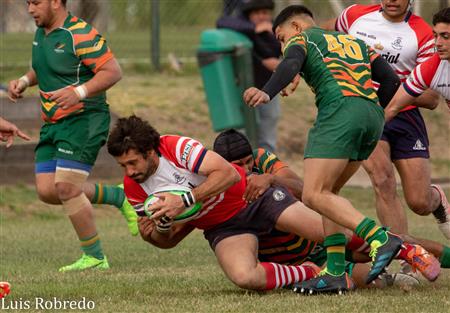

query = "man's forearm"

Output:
[[83, 58, 122, 97], [192, 166, 240, 203]]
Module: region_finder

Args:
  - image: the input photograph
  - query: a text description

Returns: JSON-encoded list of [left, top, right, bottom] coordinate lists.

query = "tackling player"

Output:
[[243, 5, 405, 294]]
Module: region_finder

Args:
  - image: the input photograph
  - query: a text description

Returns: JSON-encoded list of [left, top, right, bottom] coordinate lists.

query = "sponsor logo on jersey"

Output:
[[374, 43, 384, 50], [33, 41, 38, 46], [54, 42, 65, 53], [181, 143, 193, 163], [381, 51, 400, 64], [413, 139, 426, 151], [173, 172, 186, 184], [391, 37, 403, 50], [273, 189, 286, 201]]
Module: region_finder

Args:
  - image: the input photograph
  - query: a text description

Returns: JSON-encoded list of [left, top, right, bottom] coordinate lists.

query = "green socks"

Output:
[[440, 246, 450, 268], [324, 233, 347, 276], [355, 217, 388, 245], [80, 233, 104, 260], [92, 184, 125, 209]]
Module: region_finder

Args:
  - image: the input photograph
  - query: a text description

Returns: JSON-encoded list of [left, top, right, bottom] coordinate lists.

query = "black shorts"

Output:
[[204, 186, 297, 250], [380, 108, 429, 160]]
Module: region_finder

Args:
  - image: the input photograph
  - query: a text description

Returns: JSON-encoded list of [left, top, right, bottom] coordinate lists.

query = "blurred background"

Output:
[[1, 0, 448, 74], [0, 0, 449, 184]]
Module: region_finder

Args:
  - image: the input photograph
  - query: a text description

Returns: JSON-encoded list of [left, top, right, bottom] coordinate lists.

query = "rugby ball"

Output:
[[143, 190, 202, 224]]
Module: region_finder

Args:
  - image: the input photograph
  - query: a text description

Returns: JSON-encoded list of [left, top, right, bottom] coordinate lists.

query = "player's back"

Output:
[[286, 27, 378, 108]]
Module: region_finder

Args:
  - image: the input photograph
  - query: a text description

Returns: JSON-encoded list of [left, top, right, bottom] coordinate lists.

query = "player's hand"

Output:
[[281, 74, 301, 97], [255, 21, 273, 34], [50, 87, 82, 110], [244, 87, 270, 107], [147, 192, 185, 221], [138, 216, 156, 242], [7, 79, 28, 102], [0, 118, 31, 148], [243, 174, 272, 203]]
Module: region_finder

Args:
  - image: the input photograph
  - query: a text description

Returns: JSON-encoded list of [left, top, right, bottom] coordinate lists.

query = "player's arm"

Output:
[[384, 85, 417, 122], [150, 151, 241, 221], [7, 69, 37, 102], [411, 89, 441, 110], [244, 45, 305, 107], [138, 217, 195, 249], [270, 168, 303, 199], [370, 55, 401, 108], [50, 58, 122, 110]]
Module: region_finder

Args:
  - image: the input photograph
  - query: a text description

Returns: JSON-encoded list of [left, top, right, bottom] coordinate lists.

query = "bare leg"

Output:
[[363, 141, 408, 233]]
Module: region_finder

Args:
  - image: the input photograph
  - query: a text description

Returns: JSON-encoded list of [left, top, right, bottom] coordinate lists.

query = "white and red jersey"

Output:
[[404, 53, 450, 108], [336, 4, 435, 111], [124, 135, 248, 230]]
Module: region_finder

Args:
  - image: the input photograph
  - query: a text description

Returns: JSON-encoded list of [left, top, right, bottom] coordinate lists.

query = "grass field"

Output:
[[1, 185, 449, 313], [1, 26, 450, 313]]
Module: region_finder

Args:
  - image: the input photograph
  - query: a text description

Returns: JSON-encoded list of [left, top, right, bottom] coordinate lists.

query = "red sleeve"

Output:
[[336, 4, 380, 33], [408, 15, 435, 64], [404, 54, 440, 97], [124, 176, 148, 206], [159, 135, 207, 173]]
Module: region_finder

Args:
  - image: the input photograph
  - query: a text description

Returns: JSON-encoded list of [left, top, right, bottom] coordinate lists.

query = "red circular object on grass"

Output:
[[0, 282, 11, 299]]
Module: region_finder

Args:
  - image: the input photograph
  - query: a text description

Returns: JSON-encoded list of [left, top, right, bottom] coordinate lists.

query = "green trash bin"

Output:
[[197, 29, 258, 146]]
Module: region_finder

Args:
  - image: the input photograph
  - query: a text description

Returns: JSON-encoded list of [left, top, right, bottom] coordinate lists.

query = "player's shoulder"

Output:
[[338, 4, 380, 31], [345, 4, 380, 18], [418, 53, 441, 73], [160, 134, 202, 149], [63, 15, 94, 35], [407, 14, 433, 41]]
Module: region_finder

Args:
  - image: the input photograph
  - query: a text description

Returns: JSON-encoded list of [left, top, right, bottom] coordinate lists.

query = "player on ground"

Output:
[[213, 129, 443, 288], [0, 117, 30, 148], [243, 5, 404, 294], [385, 7, 450, 119], [7, 0, 137, 272], [329, 0, 449, 239], [108, 115, 327, 292], [108, 117, 440, 292]]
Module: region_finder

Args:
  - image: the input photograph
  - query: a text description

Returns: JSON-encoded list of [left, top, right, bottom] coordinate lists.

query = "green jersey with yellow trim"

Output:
[[283, 27, 379, 108], [32, 13, 114, 123]]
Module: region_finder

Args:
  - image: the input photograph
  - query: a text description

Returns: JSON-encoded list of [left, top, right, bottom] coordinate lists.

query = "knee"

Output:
[[302, 191, 320, 211], [406, 196, 430, 216], [35, 184, 59, 204], [55, 182, 81, 201], [228, 269, 262, 290]]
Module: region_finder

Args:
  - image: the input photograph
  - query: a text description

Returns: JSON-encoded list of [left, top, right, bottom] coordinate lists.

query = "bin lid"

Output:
[[198, 29, 253, 52]]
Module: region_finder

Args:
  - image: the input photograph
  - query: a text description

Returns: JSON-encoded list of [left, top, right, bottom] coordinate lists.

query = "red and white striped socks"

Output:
[[260, 262, 319, 290]]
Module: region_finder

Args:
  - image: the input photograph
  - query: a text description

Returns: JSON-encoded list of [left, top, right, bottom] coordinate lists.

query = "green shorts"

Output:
[[304, 97, 384, 161], [35, 111, 110, 166]]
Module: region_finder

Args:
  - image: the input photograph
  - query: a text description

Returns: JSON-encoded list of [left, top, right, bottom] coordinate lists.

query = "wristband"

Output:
[[74, 85, 88, 100], [180, 191, 196, 208], [19, 75, 30, 88]]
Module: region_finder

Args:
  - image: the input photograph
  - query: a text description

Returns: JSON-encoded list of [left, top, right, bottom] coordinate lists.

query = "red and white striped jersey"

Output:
[[123, 135, 248, 230], [404, 53, 450, 108], [336, 4, 435, 111]]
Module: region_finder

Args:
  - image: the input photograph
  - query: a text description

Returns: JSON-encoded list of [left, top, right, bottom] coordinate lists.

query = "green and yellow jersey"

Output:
[[283, 27, 379, 108], [32, 14, 114, 123]]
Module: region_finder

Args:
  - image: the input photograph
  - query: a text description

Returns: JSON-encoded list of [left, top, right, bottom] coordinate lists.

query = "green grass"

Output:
[[1, 186, 449, 313]]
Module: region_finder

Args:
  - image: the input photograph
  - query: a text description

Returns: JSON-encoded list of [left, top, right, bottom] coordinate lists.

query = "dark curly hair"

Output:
[[107, 115, 160, 157], [433, 7, 450, 26]]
